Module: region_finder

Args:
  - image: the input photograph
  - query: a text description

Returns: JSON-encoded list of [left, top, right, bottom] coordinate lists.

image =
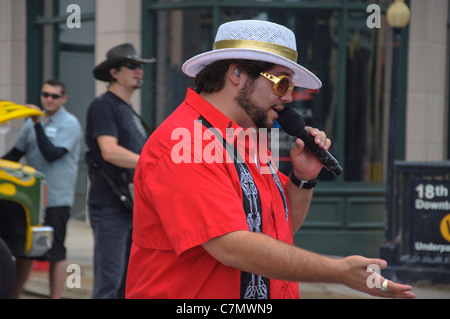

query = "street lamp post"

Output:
[[382, 0, 410, 260]]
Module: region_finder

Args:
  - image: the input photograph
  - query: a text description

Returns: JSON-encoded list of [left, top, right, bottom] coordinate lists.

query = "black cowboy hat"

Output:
[[93, 43, 155, 81]]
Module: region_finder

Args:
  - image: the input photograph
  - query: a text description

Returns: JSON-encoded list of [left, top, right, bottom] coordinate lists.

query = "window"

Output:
[[28, 0, 95, 128], [56, 0, 95, 129], [344, 11, 387, 182]]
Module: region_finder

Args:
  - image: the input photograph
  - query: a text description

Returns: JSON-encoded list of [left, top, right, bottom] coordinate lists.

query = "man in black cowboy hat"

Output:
[[85, 43, 153, 299]]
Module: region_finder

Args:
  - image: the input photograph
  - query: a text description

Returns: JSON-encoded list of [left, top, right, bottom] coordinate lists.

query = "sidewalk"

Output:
[[25, 217, 450, 299], [24, 217, 94, 299]]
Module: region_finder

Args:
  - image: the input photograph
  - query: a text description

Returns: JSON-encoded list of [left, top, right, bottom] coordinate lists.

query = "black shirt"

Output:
[[85, 91, 148, 208]]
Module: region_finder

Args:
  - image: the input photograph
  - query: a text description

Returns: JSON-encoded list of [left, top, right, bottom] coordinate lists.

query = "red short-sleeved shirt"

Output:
[[126, 88, 300, 299]]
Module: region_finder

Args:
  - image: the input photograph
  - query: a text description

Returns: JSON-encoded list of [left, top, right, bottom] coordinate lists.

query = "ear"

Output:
[[109, 68, 118, 79], [228, 65, 241, 85]]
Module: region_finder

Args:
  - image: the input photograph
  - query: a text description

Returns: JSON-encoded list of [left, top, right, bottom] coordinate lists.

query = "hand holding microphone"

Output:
[[277, 107, 343, 176]]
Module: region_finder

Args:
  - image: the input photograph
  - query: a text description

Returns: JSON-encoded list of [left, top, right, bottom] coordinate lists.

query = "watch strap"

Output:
[[289, 172, 317, 189]]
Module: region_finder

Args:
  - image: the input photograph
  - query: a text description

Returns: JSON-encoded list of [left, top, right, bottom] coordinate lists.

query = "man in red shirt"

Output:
[[126, 20, 415, 299]]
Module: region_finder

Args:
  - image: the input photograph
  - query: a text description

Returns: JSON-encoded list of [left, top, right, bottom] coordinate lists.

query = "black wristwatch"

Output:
[[289, 171, 317, 189]]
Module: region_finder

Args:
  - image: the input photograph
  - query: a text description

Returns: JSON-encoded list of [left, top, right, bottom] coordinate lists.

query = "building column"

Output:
[[0, 0, 27, 154], [406, 0, 449, 161], [94, 0, 143, 111]]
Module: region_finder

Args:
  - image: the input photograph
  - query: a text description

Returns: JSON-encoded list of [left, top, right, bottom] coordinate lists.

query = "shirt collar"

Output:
[[44, 106, 66, 124], [184, 88, 240, 135], [184, 88, 270, 169]]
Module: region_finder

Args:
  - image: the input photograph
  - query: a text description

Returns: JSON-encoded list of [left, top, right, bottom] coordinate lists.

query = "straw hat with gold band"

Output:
[[182, 19, 322, 90]]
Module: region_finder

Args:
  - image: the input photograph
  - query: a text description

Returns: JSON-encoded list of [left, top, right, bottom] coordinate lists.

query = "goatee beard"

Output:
[[235, 86, 272, 129]]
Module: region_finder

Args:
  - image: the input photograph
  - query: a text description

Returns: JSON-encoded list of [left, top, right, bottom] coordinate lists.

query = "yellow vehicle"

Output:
[[0, 101, 53, 298]]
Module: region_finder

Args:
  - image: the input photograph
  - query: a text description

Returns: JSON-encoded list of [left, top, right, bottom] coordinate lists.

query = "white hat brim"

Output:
[[182, 48, 322, 90]]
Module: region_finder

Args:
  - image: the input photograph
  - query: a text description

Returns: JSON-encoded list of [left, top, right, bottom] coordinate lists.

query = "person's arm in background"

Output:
[[2, 148, 25, 162], [33, 123, 67, 162], [97, 135, 140, 169]]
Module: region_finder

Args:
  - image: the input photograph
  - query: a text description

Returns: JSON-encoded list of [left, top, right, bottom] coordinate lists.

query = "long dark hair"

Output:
[[194, 59, 274, 94]]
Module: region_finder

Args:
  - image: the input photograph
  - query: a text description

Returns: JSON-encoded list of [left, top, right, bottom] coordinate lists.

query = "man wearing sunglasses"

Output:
[[126, 20, 415, 299], [85, 43, 154, 299], [2, 79, 82, 298]]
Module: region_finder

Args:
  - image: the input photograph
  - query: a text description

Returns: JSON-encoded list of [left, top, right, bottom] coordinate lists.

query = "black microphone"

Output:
[[277, 107, 343, 176]]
